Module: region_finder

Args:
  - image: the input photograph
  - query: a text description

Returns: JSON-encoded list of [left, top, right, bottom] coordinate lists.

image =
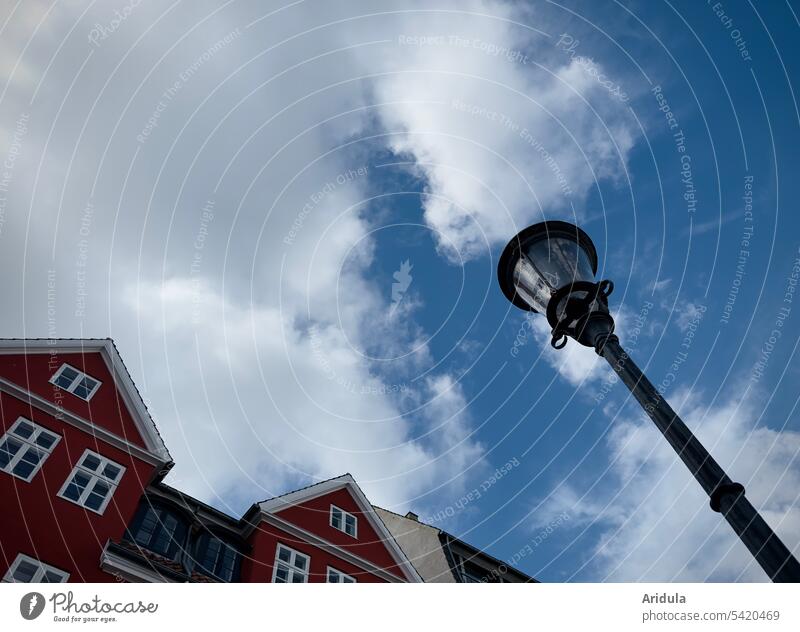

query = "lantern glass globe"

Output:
[[498, 221, 599, 314]]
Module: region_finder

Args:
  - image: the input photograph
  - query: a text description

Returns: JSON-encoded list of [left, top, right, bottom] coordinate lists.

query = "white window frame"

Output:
[[330, 504, 358, 538], [0, 417, 61, 482], [2, 553, 69, 583], [271, 543, 309, 583], [57, 449, 125, 515], [49, 363, 102, 401], [326, 566, 356, 583]]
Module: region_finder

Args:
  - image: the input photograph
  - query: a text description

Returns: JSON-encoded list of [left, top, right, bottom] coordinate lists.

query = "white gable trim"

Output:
[[258, 475, 423, 582], [258, 512, 406, 583], [0, 376, 163, 467], [0, 339, 171, 463]]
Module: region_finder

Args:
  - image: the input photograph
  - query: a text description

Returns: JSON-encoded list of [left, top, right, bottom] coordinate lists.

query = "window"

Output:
[[3, 554, 69, 583], [458, 558, 494, 583], [327, 566, 356, 583], [272, 544, 309, 583], [49, 363, 101, 401], [330, 505, 357, 538], [126, 501, 188, 561], [192, 532, 241, 582], [57, 450, 124, 514], [0, 418, 60, 482]]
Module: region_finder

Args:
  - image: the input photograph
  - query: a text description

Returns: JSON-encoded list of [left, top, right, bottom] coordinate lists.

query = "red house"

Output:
[[0, 339, 421, 583]]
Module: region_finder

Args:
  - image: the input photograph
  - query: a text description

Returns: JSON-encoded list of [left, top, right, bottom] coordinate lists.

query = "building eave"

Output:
[[0, 338, 172, 465], [256, 474, 423, 583]]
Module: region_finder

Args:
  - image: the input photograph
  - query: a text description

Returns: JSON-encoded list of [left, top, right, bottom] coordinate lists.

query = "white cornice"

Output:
[[0, 376, 165, 467], [100, 547, 179, 583]]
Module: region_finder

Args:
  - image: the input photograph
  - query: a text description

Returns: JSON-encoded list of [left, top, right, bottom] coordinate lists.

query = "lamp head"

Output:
[[497, 220, 598, 314]]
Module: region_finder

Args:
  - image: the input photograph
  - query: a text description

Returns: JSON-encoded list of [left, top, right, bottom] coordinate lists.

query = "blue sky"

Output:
[[0, 0, 798, 582]]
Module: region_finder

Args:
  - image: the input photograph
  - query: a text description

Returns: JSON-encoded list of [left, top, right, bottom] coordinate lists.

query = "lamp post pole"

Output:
[[498, 220, 800, 582], [583, 317, 800, 582]]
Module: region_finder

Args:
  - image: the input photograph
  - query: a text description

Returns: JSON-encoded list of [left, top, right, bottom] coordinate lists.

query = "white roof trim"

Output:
[[0, 377, 163, 467], [100, 545, 179, 583], [0, 339, 171, 464], [258, 474, 423, 583], [260, 513, 407, 583]]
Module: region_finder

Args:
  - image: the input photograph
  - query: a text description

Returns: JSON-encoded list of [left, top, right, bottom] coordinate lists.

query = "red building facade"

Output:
[[0, 339, 420, 583]]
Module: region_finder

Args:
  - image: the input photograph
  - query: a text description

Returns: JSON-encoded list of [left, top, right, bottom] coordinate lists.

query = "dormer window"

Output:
[[193, 532, 242, 582], [125, 500, 189, 562], [50, 364, 101, 401], [330, 505, 357, 538]]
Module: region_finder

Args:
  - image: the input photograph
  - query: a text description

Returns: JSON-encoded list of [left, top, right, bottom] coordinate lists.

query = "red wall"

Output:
[[242, 521, 388, 583], [273, 488, 406, 580], [0, 350, 414, 584], [0, 391, 156, 582], [0, 351, 146, 448]]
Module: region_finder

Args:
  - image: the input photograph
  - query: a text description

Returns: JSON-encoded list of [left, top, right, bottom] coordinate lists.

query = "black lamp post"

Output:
[[498, 220, 800, 582]]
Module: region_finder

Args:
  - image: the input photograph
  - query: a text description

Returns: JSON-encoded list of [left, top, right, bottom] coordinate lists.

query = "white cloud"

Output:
[[352, 4, 637, 260], [674, 300, 706, 333], [124, 276, 482, 513], [537, 387, 800, 581], [0, 0, 635, 520], [526, 305, 635, 388], [529, 316, 607, 386]]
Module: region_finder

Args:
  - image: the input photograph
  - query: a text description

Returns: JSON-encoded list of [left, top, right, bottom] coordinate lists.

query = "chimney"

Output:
[[405, 511, 419, 522]]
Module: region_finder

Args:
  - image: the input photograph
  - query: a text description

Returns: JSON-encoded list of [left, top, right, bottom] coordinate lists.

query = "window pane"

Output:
[[0, 437, 23, 469], [84, 491, 106, 511], [92, 480, 110, 496], [81, 453, 101, 471], [42, 570, 64, 583], [13, 560, 39, 582], [102, 463, 121, 481], [277, 547, 291, 563], [72, 378, 94, 399], [274, 566, 288, 583], [12, 448, 42, 479], [12, 421, 35, 439], [345, 514, 356, 535], [343, 575, 355, 583], [54, 366, 79, 389], [331, 508, 342, 529], [163, 513, 178, 533], [195, 536, 221, 576], [63, 471, 91, 501], [34, 432, 56, 450], [328, 569, 338, 582], [294, 555, 307, 571], [291, 571, 304, 583], [134, 510, 158, 546], [62, 483, 82, 501], [216, 547, 238, 582]]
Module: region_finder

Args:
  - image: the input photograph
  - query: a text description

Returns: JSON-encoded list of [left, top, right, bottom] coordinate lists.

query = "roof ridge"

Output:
[[255, 472, 352, 505]]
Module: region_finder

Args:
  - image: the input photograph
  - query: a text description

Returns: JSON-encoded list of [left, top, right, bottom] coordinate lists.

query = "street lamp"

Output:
[[498, 220, 800, 582]]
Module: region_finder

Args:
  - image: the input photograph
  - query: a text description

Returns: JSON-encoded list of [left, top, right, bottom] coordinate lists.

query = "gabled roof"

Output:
[[0, 338, 171, 465], [256, 473, 423, 582], [374, 506, 537, 583]]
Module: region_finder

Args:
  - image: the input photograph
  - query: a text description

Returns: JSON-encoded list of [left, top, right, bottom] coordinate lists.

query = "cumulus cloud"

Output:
[[0, 0, 636, 519], [122, 276, 481, 513], [525, 305, 634, 388], [536, 387, 800, 581], [351, 2, 637, 260], [529, 315, 608, 386]]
